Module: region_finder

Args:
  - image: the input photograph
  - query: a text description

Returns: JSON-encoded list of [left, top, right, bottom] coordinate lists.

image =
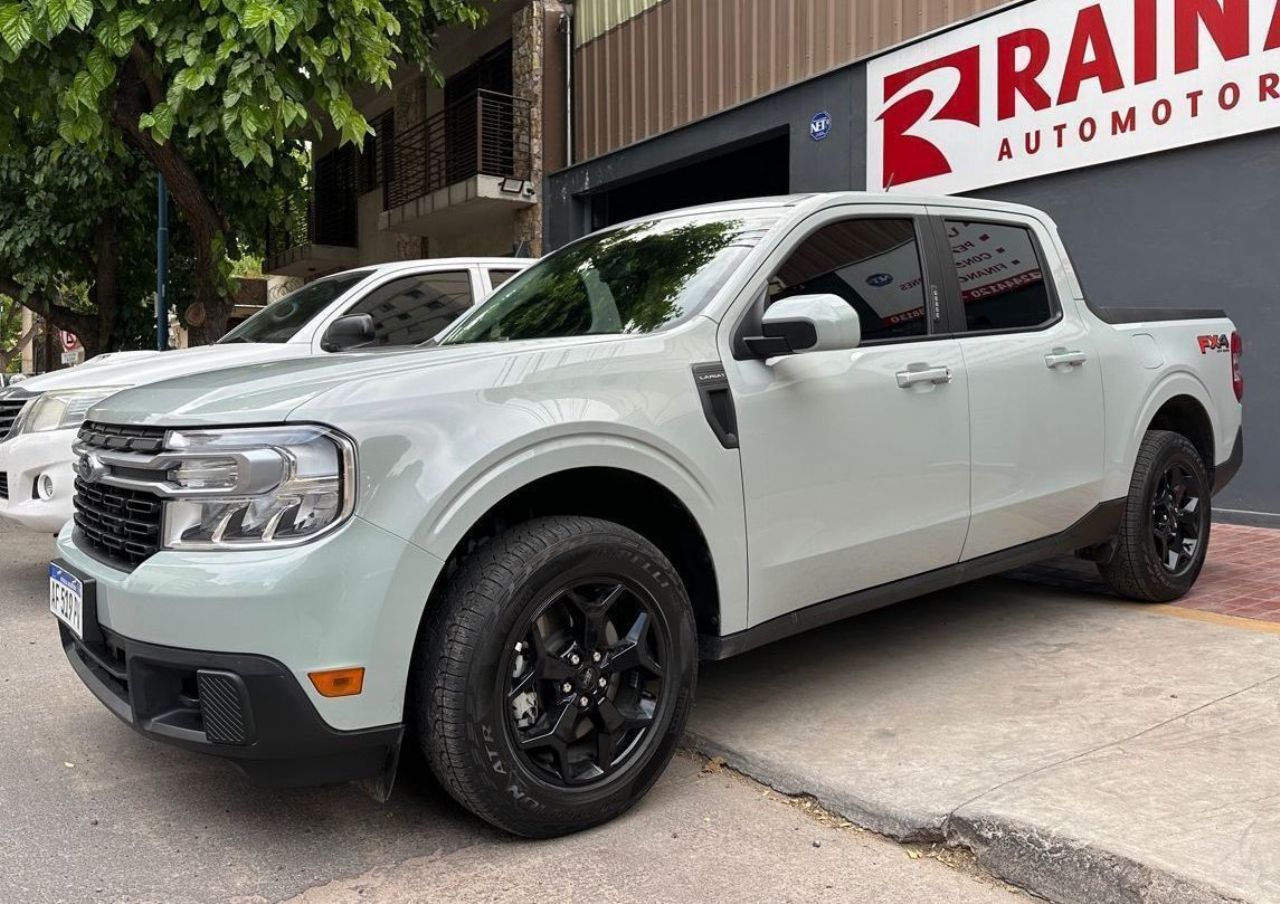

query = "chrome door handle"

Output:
[[896, 365, 952, 388], [1045, 348, 1088, 368]]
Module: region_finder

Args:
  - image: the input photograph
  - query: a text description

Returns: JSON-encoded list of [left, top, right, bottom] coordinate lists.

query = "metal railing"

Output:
[[266, 150, 359, 258], [383, 90, 532, 211]]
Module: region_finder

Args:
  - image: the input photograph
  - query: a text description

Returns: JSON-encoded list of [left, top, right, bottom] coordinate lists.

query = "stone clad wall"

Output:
[[513, 0, 545, 256]]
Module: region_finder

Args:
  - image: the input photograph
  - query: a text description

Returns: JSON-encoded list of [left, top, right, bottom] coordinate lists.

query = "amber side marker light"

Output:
[[309, 667, 365, 697]]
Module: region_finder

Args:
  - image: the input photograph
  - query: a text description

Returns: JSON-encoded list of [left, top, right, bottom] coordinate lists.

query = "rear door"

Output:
[[482, 265, 528, 295], [928, 209, 1106, 559], [722, 206, 972, 626]]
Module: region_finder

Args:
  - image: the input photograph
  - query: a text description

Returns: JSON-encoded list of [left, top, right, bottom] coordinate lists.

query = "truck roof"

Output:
[[607, 192, 1053, 231]]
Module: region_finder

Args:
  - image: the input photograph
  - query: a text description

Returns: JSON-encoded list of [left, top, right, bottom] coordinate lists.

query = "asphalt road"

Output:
[[0, 521, 1022, 904]]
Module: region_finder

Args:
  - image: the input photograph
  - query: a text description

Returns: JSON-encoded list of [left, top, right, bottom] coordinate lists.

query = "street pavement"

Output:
[[0, 521, 1020, 904], [690, 575, 1280, 904]]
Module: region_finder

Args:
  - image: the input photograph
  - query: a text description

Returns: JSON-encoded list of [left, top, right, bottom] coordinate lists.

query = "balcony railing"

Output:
[[266, 150, 359, 259], [383, 90, 533, 211]]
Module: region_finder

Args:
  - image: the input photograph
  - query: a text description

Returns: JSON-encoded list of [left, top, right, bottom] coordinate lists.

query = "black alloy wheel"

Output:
[[417, 515, 697, 838], [1149, 461, 1206, 576], [1098, 429, 1212, 602], [504, 579, 666, 787]]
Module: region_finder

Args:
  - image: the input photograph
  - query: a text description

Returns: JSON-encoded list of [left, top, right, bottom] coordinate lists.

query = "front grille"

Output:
[[0, 395, 32, 440], [73, 421, 169, 569], [77, 421, 167, 454], [73, 478, 164, 568], [0, 472, 7, 500]]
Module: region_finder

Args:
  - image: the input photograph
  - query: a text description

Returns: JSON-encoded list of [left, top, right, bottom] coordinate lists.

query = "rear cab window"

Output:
[[943, 221, 1056, 332]]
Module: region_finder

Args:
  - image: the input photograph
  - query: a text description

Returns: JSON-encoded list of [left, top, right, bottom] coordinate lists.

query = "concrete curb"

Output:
[[945, 812, 1247, 904], [684, 730, 1246, 904]]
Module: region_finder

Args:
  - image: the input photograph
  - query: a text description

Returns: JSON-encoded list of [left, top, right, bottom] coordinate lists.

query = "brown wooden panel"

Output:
[[573, 0, 1010, 161]]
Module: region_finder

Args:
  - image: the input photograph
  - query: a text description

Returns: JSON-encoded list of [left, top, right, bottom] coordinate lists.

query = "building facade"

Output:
[[548, 0, 1280, 524], [264, 0, 571, 280]]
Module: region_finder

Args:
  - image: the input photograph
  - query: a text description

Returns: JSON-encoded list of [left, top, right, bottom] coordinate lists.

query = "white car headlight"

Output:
[[18, 388, 126, 435], [158, 426, 357, 550]]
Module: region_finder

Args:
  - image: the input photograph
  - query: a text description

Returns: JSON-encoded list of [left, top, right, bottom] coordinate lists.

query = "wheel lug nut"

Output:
[[561, 682, 573, 693], [569, 653, 581, 666], [592, 651, 602, 663], [598, 676, 608, 688], [578, 696, 590, 708]]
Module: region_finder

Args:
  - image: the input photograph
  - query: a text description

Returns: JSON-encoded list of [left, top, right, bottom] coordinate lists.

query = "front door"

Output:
[[722, 210, 972, 627]]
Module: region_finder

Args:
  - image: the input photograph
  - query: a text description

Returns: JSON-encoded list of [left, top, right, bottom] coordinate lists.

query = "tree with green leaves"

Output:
[[0, 0, 488, 344], [0, 120, 160, 358]]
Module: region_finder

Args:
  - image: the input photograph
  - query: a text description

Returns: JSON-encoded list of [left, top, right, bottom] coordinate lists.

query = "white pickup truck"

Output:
[[50, 193, 1243, 838], [0, 258, 528, 533]]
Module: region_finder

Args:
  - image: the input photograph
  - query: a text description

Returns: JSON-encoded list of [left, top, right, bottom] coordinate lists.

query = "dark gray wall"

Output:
[[546, 66, 1278, 520]]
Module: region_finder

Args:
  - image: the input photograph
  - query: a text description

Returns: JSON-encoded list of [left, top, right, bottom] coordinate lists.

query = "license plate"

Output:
[[49, 562, 84, 639]]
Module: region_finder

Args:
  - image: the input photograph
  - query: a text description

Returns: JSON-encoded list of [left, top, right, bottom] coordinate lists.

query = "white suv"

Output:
[[0, 258, 528, 533], [50, 194, 1242, 838]]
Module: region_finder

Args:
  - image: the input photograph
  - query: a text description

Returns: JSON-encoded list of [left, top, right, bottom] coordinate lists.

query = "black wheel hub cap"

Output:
[[1150, 462, 1205, 576], [504, 580, 666, 787]]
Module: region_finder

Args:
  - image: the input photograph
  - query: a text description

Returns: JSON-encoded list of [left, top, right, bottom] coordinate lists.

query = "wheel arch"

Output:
[[1147, 394, 1214, 472], [418, 465, 727, 647], [1126, 372, 1221, 479]]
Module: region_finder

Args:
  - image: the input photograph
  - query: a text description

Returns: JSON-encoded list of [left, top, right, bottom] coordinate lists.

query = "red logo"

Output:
[[878, 46, 980, 190], [1198, 333, 1230, 354]]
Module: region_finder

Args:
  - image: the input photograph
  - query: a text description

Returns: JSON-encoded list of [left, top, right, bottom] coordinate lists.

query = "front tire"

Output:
[[418, 516, 697, 838], [1098, 430, 1211, 602]]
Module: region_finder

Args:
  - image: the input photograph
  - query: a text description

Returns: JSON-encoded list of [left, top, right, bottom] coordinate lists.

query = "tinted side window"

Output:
[[945, 221, 1053, 332], [344, 271, 474, 346], [771, 218, 928, 343], [487, 269, 524, 289]]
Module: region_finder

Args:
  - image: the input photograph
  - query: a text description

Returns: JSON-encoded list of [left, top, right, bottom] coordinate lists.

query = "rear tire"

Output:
[[417, 515, 697, 838], [1098, 430, 1211, 602]]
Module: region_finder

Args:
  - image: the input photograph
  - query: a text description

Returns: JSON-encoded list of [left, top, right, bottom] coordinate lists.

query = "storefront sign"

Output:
[[810, 111, 833, 141], [866, 0, 1280, 193]]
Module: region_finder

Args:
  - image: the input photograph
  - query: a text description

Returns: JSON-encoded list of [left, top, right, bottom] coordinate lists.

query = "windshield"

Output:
[[218, 271, 372, 344], [441, 210, 780, 345]]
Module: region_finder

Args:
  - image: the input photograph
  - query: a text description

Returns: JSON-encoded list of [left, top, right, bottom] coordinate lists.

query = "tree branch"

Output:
[[1, 276, 97, 344]]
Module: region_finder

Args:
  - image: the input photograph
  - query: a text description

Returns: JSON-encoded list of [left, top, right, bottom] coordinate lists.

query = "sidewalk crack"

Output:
[[945, 669, 1280, 822]]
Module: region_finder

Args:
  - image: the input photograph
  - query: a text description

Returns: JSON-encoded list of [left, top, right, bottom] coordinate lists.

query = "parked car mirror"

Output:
[[744, 294, 861, 358], [321, 314, 376, 352]]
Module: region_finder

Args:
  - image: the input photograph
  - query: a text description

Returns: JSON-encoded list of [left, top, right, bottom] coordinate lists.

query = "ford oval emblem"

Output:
[[866, 273, 894, 288], [75, 453, 108, 483]]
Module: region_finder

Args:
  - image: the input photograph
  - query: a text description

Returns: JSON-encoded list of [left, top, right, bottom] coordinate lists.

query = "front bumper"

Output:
[[61, 621, 403, 787], [55, 515, 446, 734], [0, 428, 78, 533]]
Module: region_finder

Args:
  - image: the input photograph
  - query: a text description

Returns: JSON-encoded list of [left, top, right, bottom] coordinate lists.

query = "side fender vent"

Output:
[[691, 363, 739, 450]]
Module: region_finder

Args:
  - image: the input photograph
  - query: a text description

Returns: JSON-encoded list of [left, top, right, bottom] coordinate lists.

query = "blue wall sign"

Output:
[[810, 111, 832, 142]]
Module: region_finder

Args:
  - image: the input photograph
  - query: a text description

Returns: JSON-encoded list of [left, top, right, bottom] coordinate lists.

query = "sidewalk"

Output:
[[687, 532, 1280, 904], [1011, 522, 1280, 623]]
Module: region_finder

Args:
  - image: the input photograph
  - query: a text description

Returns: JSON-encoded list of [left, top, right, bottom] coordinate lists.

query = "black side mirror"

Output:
[[321, 314, 376, 352]]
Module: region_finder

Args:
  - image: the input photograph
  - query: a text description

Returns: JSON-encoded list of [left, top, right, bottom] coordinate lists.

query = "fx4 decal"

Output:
[[1198, 334, 1230, 354]]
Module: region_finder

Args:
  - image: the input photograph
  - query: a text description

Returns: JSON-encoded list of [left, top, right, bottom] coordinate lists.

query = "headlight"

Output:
[[18, 388, 125, 435], [157, 425, 357, 550]]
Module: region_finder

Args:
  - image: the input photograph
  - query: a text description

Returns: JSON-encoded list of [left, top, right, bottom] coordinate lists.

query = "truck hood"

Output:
[[88, 340, 583, 426], [15, 344, 306, 394]]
